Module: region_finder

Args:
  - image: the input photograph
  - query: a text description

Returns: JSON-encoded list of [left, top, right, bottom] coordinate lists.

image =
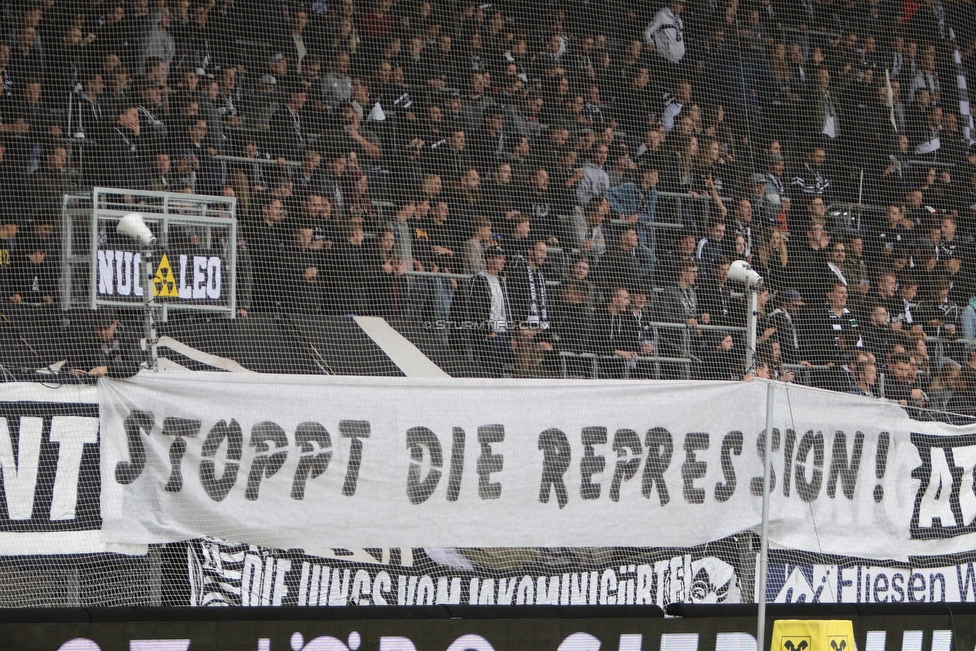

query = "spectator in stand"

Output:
[[617, 66, 655, 136], [520, 167, 561, 245], [345, 172, 378, 227], [500, 214, 532, 265], [388, 196, 421, 274], [269, 83, 308, 163], [68, 310, 140, 379], [471, 106, 506, 174], [726, 197, 754, 260], [607, 164, 660, 252], [910, 52, 940, 105], [327, 223, 370, 315], [568, 257, 599, 313], [75, 71, 107, 140], [295, 192, 340, 251], [576, 142, 610, 206], [248, 194, 288, 314], [789, 220, 832, 300], [752, 227, 789, 291], [696, 218, 726, 271], [913, 106, 943, 158], [593, 225, 643, 299], [175, 118, 221, 195], [6, 78, 60, 176], [484, 162, 519, 232], [449, 166, 485, 228], [337, 100, 382, 161], [696, 140, 734, 197], [371, 226, 408, 318], [841, 233, 870, 307], [434, 128, 474, 185], [763, 154, 791, 224], [104, 105, 147, 189], [242, 74, 280, 131], [885, 351, 928, 408], [662, 80, 693, 132], [462, 216, 495, 275], [464, 245, 513, 378], [571, 196, 609, 260], [800, 281, 863, 366], [418, 200, 460, 275], [630, 287, 656, 359], [767, 289, 808, 366], [701, 332, 740, 381], [27, 217, 57, 259], [925, 362, 964, 413], [552, 280, 594, 375], [4, 237, 56, 307], [136, 79, 169, 143], [607, 143, 637, 189], [507, 240, 555, 377], [863, 271, 902, 325], [862, 304, 902, 362], [871, 203, 916, 265], [653, 229, 698, 289], [825, 240, 850, 288], [294, 149, 326, 199], [656, 259, 710, 357], [892, 274, 925, 337], [849, 360, 878, 398], [283, 222, 322, 314], [644, 0, 687, 84], [30, 144, 73, 221], [791, 146, 834, 201], [594, 287, 643, 379], [698, 255, 740, 329], [139, 7, 176, 78], [917, 279, 960, 339]]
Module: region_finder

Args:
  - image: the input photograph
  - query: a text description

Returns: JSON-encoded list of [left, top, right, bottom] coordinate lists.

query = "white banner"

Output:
[[98, 373, 976, 559]]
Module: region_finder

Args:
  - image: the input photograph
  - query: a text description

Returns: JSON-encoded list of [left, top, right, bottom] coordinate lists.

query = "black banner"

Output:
[[0, 402, 100, 533], [0, 605, 974, 651]]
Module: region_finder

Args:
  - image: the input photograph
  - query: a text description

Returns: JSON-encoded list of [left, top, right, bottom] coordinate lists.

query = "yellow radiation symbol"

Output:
[[152, 253, 179, 298]]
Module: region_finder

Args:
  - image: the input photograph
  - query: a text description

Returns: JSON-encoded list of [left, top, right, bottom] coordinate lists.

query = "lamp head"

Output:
[[728, 259, 764, 289], [116, 212, 157, 246]]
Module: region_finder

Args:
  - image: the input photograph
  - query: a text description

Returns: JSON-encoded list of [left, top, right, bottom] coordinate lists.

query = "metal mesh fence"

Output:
[[0, 0, 976, 610]]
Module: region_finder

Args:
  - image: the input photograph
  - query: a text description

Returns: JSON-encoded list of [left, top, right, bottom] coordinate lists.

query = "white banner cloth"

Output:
[[99, 373, 976, 559]]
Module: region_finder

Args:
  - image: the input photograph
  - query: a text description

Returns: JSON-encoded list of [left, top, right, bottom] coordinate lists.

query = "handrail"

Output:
[[905, 159, 957, 169], [213, 154, 302, 168], [647, 321, 747, 332], [556, 351, 696, 380]]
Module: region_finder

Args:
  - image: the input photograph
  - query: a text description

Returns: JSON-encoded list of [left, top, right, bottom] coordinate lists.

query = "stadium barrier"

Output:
[[7, 374, 976, 609]]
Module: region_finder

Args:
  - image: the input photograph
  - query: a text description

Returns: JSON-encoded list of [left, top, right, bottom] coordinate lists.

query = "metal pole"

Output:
[[142, 249, 158, 369], [66, 91, 72, 139], [745, 289, 758, 373], [756, 381, 776, 651]]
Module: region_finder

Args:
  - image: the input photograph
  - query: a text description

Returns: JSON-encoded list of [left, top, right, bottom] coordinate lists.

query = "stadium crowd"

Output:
[[2, 0, 976, 412]]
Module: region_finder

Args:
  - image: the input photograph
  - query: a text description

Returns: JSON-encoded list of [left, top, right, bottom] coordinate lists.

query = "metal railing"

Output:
[[213, 154, 302, 168], [557, 351, 698, 380]]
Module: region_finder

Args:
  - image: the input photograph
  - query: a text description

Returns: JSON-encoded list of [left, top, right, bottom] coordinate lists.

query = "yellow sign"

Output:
[[771, 620, 855, 651], [152, 253, 179, 298]]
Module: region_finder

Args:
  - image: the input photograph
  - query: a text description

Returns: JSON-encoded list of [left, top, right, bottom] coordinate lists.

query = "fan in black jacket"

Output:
[[268, 83, 308, 162], [454, 246, 513, 377], [4, 238, 56, 306], [68, 310, 141, 379], [593, 287, 642, 378]]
